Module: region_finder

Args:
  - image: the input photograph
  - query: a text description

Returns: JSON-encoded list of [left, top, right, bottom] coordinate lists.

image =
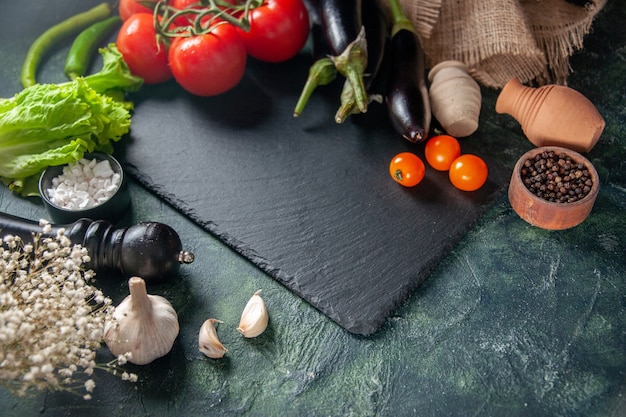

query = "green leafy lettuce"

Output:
[[0, 44, 143, 196]]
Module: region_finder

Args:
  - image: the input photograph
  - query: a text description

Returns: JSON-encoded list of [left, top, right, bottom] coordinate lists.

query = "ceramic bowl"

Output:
[[508, 146, 600, 230], [39, 152, 131, 224]]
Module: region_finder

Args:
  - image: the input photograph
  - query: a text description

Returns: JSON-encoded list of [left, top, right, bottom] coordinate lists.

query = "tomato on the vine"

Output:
[[449, 154, 488, 191], [236, 0, 309, 63], [389, 152, 425, 187], [119, 0, 155, 21], [168, 23, 247, 96], [116, 13, 173, 84], [169, 0, 205, 26], [170, 0, 204, 11], [424, 135, 461, 171]]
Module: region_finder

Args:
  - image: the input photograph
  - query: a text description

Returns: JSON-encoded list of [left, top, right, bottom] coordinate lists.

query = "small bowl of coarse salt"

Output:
[[39, 153, 131, 224]]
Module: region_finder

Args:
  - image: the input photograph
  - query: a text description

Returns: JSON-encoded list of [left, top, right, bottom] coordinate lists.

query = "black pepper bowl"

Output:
[[508, 146, 600, 230], [38, 152, 131, 224]]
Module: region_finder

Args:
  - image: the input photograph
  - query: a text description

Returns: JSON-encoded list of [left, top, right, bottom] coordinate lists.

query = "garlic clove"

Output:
[[237, 290, 268, 338], [103, 277, 179, 365], [199, 319, 228, 359]]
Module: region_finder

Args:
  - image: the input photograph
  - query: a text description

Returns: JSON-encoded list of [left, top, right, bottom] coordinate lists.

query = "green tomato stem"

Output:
[[155, 0, 261, 38]]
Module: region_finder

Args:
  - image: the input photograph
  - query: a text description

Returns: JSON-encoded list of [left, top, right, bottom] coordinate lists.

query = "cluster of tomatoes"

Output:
[[389, 135, 489, 191], [117, 1, 487, 192], [116, 0, 309, 96]]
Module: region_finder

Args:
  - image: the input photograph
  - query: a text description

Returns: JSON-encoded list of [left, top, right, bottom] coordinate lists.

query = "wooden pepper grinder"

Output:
[[0, 212, 195, 284]]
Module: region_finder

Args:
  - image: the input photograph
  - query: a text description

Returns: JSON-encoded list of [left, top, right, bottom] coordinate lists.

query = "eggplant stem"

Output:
[[335, 80, 360, 123], [388, 0, 415, 37], [330, 26, 368, 113], [294, 58, 337, 117], [335, 79, 384, 123]]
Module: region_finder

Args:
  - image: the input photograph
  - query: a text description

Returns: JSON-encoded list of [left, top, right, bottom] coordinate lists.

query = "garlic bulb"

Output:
[[237, 290, 268, 338], [198, 319, 228, 359], [104, 277, 179, 365]]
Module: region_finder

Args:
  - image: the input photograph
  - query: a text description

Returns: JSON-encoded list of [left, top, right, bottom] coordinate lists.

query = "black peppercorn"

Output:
[[519, 150, 593, 203]]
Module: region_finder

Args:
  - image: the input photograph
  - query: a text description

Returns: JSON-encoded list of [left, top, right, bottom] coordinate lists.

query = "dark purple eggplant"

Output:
[[385, 0, 431, 143], [319, 0, 368, 113], [335, 0, 388, 123], [360, 1, 387, 90], [0, 212, 194, 283], [319, 0, 362, 55], [302, 0, 320, 25], [301, 0, 329, 59]]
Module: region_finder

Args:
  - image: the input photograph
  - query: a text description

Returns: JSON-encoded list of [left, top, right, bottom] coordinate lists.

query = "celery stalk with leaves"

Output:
[[0, 44, 143, 196]]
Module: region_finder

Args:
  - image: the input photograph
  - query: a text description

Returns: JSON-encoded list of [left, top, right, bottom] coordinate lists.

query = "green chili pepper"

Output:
[[20, 2, 113, 88], [64, 15, 122, 80]]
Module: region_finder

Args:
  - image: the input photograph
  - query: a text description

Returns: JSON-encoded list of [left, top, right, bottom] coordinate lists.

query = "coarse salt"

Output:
[[46, 158, 121, 210]]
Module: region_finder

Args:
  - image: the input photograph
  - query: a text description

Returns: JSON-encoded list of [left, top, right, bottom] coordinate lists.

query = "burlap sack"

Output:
[[396, 0, 607, 88], [520, 0, 607, 85]]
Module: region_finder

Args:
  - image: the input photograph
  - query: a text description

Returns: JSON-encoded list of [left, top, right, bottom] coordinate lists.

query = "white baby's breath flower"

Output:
[[40, 363, 54, 375], [84, 379, 96, 393], [116, 354, 128, 366], [0, 226, 136, 399], [3, 235, 16, 247], [29, 354, 44, 364]]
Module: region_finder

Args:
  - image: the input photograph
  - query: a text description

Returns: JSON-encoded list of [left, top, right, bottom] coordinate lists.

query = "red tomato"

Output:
[[237, 0, 309, 63], [168, 23, 247, 96], [169, 0, 204, 27], [119, 0, 155, 21], [389, 152, 425, 187], [116, 13, 173, 84], [449, 154, 488, 191], [170, 0, 203, 11], [424, 135, 461, 171]]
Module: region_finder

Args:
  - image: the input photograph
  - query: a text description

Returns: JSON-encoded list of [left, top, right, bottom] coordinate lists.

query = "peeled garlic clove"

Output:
[[237, 290, 268, 338], [103, 277, 179, 365], [199, 319, 228, 359]]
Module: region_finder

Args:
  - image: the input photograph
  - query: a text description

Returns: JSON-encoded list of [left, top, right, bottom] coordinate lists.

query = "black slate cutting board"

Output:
[[115, 57, 509, 335], [2, 0, 509, 335]]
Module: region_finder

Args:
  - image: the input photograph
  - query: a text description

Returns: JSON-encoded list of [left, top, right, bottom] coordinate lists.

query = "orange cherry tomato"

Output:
[[424, 135, 461, 171], [389, 152, 425, 187], [449, 154, 488, 191]]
